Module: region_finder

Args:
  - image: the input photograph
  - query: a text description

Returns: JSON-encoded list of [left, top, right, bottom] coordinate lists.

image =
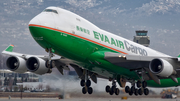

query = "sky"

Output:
[[1, 0, 180, 56], [1, 0, 180, 93]]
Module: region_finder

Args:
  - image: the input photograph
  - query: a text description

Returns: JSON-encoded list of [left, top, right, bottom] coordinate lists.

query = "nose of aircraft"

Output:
[[29, 16, 41, 26], [29, 15, 43, 39]]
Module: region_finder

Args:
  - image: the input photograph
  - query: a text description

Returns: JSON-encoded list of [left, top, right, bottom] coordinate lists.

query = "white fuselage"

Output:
[[29, 6, 170, 57]]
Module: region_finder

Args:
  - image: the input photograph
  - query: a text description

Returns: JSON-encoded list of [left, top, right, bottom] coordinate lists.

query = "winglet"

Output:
[[178, 54, 180, 57], [5, 44, 14, 52]]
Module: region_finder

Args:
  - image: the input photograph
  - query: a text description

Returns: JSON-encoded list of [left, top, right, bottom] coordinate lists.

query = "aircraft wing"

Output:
[[104, 52, 180, 84], [1, 45, 71, 75], [1, 45, 59, 60], [2, 45, 65, 61], [104, 52, 180, 70], [104, 52, 170, 70]]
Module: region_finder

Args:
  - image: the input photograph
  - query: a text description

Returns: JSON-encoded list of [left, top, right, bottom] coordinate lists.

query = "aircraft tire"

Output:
[[82, 87, 87, 94], [105, 85, 110, 93], [50, 60, 54, 68], [137, 81, 141, 88], [45, 60, 50, 68], [86, 79, 91, 87], [111, 85, 116, 92], [131, 86, 135, 93], [109, 90, 114, 95], [88, 87, 93, 94], [134, 89, 138, 96], [45, 60, 54, 68], [129, 91, 133, 96], [125, 86, 130, 93], [144, 88, 149, 95], [80, 80, 85, 87], [138, 88, 143, 95], [115, 88, 119, 95], [142, 81, 147, 88]]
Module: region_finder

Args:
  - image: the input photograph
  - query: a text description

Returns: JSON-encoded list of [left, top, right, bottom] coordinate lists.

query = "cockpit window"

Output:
[[44, 9, 58, 14]]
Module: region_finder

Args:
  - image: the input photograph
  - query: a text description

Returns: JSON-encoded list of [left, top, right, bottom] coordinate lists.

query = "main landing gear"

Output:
[[125, 81, 149, 96], [81, 79, 93, 94], [105, 80, 120, 95], [80, 70, 93, 94]]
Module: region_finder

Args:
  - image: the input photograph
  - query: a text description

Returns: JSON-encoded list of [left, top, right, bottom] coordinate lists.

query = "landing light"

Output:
[[119, 55, 126, 58], [123, 56, 126, 58]]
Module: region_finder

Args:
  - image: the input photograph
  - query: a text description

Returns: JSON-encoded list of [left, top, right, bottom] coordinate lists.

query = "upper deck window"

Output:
[[44, 9, 58, 14]]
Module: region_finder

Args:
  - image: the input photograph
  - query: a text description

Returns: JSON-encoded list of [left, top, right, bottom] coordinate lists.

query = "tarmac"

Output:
[[0, 97, 179, 101], [0, 92, 179, 101]]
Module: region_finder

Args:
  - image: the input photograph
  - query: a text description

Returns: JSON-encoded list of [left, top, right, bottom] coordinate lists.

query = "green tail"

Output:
[[5, 45, 14, 52]]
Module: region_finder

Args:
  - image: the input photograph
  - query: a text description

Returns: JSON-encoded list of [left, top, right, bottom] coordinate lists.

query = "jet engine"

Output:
[[6, 56, 27, 73], [26, 57, 50, 75], [149, 58, 174, 77]]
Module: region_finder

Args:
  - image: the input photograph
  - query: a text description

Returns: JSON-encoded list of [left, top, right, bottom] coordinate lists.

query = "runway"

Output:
[[0, 97, 178, 101]]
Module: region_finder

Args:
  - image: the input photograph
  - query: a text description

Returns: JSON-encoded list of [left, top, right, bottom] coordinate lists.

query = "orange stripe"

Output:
[[29, 24, 128, 54]]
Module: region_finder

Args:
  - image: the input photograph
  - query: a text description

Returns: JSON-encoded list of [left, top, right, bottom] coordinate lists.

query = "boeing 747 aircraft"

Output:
[[2, 7, 180, 96]]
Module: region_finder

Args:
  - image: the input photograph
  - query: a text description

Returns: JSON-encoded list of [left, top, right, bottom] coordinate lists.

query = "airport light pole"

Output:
[[20, 84, 23, 99]]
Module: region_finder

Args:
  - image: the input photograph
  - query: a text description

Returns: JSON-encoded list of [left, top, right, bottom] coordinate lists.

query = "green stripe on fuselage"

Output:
[[29, 26, 139, 79], [29, 25, 180, 88]]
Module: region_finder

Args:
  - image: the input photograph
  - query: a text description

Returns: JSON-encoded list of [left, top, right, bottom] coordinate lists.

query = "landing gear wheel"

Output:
[[137, 81, 141, 88], [144, 88, 149, 95], [50, 60, 54, 68], [82, 87, 87, 94], [138, 88, 143, 95], [45, 60, 54, 68], [88, 87, 93, 94], [134, 89, 138, 96], [45, 60, 50, 68], [80, 80, 85, 87], [142, 81, 147, 88], [109, 89, 114, 95], [111, 85, 116, 92], [105, 85, 110, 93], [125, 86, 130, 93], [86, 79, 91, 87], [115, 88, 119, 95], [129, 91, 133, 96], [131, 86, 135, 93]]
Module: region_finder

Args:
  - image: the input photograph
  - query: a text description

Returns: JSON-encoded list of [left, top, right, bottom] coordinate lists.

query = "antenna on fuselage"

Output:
[[133, 30, 150, 47]]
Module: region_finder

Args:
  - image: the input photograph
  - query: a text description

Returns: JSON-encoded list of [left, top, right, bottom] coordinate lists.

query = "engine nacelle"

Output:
[[6, 56, 27, 73], [149, 58, 174, 77], [26, 57, 50, 75]]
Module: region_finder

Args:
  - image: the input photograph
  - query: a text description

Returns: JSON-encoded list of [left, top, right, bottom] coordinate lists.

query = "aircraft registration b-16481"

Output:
[[2, 7, 180, 96]]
